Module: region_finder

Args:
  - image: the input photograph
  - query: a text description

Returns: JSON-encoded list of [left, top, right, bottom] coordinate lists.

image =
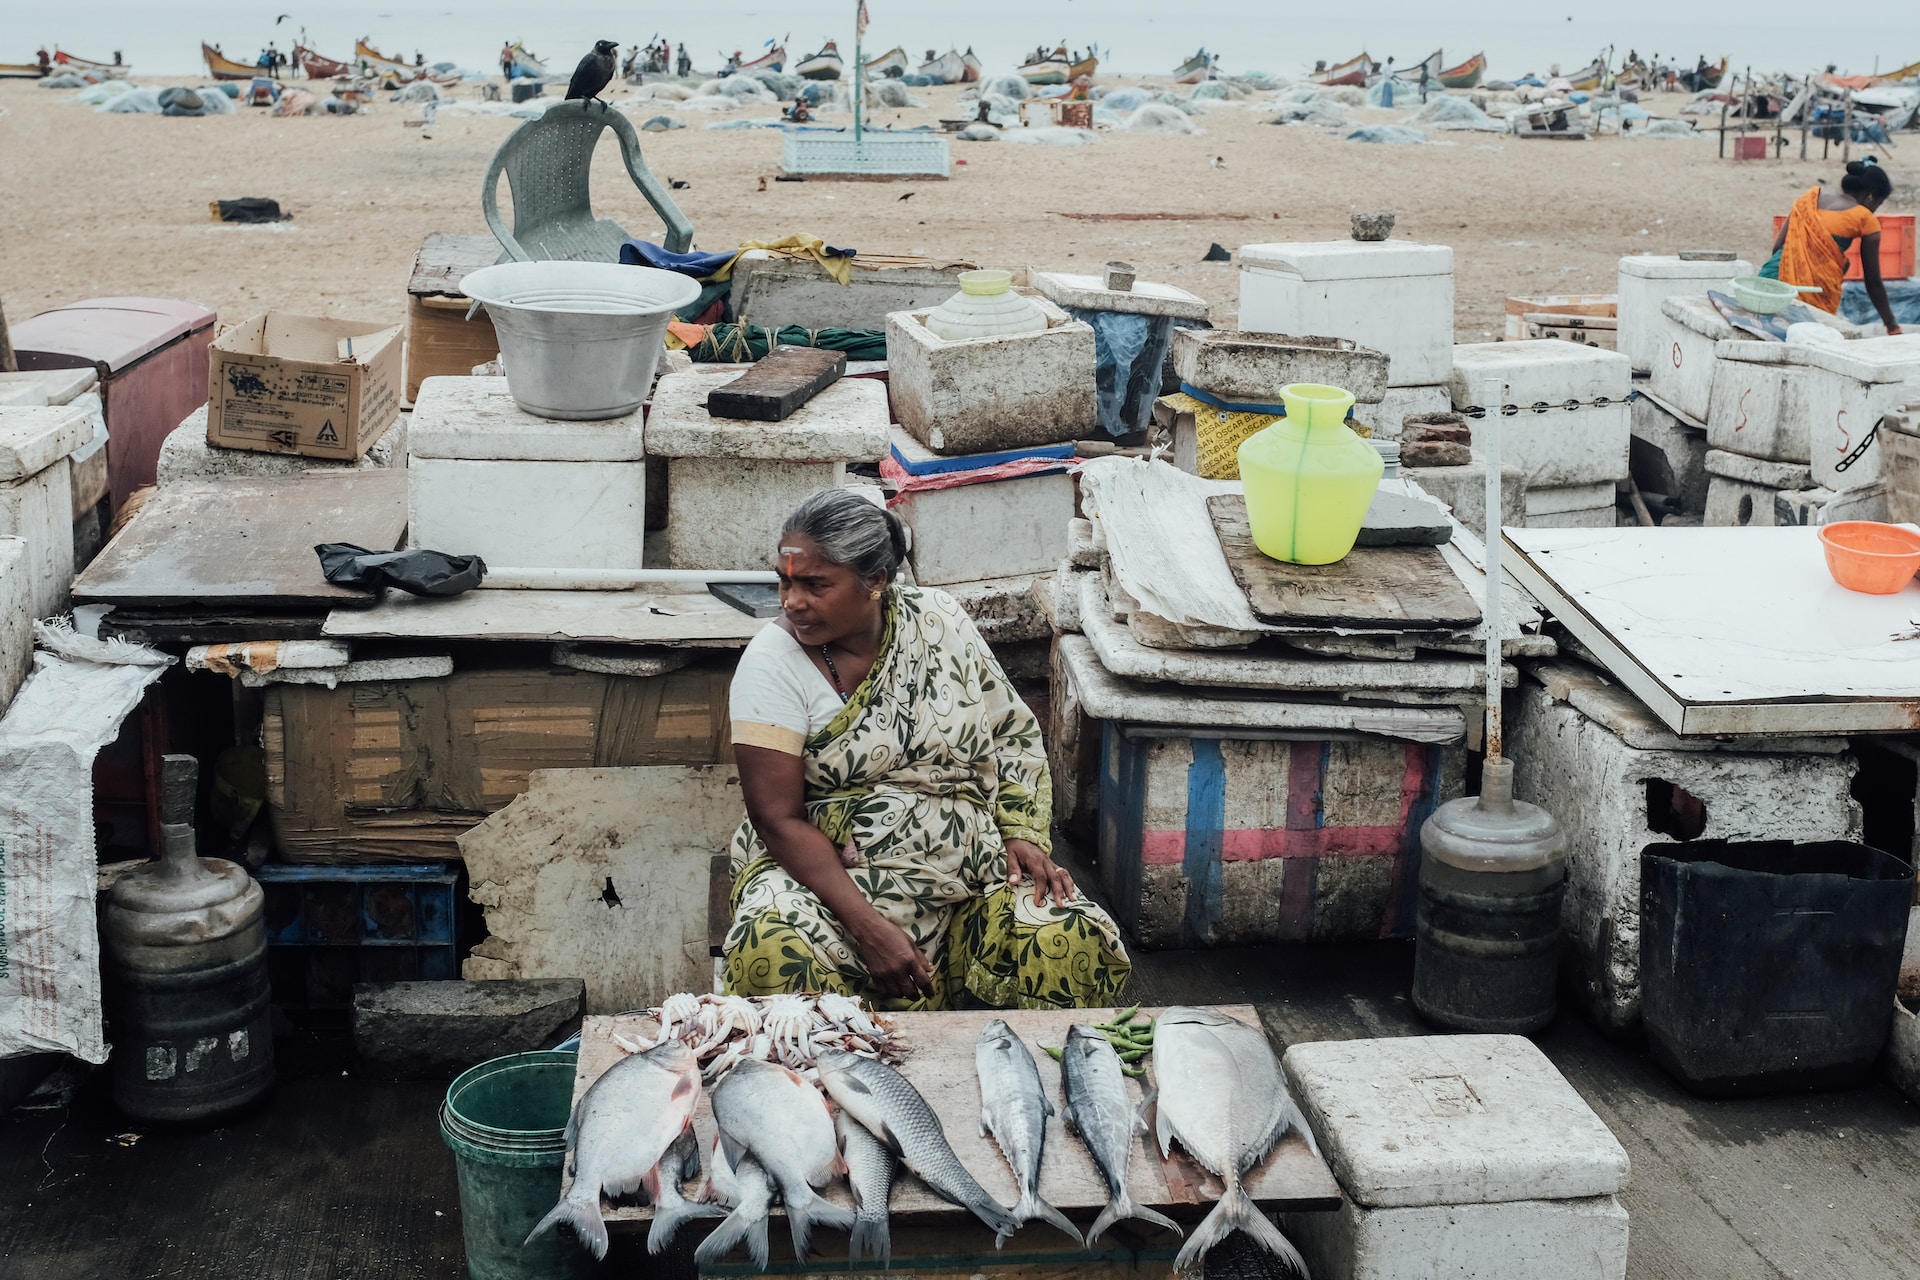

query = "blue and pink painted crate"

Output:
[[1096, 724, 1463, 947]]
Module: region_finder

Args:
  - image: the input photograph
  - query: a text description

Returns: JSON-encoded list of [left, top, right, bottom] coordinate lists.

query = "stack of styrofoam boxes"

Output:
[[1448, 340, 1631, 528], [1235, 240, 1454, 438], [0, 403, 93, 621], [1628, 393, 1709, 525], [1508, 667, 1860, 1034], [407, 377, 647, 572], [1646, 295, 1731, 427], [885, 296, 1096, 638], [1795, 334, 1920, 500], [647, 369, 892, 572], [0, 368, 109, 569], [1615, 254, 1750, 378], [1164, 328, 1390, 476], [1701, 342, 1816, 527], [1280, 1035, 1631, 1280]]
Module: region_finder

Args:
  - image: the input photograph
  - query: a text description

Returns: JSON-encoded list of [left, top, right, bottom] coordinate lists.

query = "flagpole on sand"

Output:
[[854, 0, 866, 144]]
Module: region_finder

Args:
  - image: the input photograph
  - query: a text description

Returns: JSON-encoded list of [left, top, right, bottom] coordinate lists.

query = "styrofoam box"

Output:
[[890, 430, 1076, 586], [1616, 254, 1750, 375], [1793, 334, 1920, 490], [1284, 1195, 1629, 1280], [0, 405, 90, 620], [667, 458, 848, 571], [1706, 341, 1811, 464], [1646, 295, 1733, 424], [1525, 504, 1616, 529], [1237, 241, 1455, 387], [1526, 482, 1614, 516], [0, 537, 31, 712], [1448, 342, 1631, 487], [406, 377, 647, 572], [885, 298, 1098, 454], [1349, 384, 1449, 439]]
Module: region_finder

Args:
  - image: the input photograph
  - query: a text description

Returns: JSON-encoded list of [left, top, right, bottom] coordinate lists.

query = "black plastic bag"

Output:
[[315, 544, 485, 597]]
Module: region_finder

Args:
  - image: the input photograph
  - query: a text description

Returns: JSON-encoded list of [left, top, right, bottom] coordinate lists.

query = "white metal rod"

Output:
[[1481, 376, 1506, 761], [484, 568, 779, 590]]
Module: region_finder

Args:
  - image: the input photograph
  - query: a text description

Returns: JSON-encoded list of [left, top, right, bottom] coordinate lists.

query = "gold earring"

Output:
[[870, 589, 883, 600]]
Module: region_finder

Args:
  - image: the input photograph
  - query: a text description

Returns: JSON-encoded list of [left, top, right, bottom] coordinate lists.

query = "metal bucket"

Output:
[[461, 261, 700, 420]]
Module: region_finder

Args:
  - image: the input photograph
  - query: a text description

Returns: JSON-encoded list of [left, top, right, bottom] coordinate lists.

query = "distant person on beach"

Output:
[[500, 43, 515, 81], [677, 44, 692, 76], [787, 95, 811, 123], [1762, 158, 1902, 333]]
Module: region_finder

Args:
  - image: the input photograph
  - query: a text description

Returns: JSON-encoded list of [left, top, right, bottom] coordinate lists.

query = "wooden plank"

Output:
[[1206, 494, 1482, 630], [706, 346, 847, 422], [99, 609, 332, 645], [72, 471, 407, 608], [407, 232, 502, 298], [323, 588, 770, 646], [573, 1005, 1340, 1240]]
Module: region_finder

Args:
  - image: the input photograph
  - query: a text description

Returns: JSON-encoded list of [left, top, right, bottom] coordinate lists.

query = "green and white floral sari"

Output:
[[723, 585, 1130, 1010]]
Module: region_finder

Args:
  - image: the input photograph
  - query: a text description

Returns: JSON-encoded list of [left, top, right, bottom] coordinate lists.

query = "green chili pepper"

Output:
[[1117, 1047, 1148, 1062], [1114, 1004, 1141, 1024], [1121, 1064, 1145, 1078], [1042, 1044, 1063, 1060]]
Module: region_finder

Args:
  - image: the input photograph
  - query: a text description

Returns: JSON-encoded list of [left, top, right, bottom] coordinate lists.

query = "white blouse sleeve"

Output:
[[730, 627, 813, 755]]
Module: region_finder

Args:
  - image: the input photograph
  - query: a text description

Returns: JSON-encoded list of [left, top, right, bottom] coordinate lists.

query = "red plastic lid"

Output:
[[12, 297, 216, 374]]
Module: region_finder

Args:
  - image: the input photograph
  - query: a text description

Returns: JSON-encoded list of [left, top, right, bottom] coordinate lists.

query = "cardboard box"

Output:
[[207, 313, 403, 459]]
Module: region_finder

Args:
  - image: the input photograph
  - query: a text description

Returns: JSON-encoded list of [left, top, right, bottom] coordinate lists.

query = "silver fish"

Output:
[[817, 1047, 1021, 1242], [836, 1106, 897, 1268], [1153, 1008, 1308, 1276], [695, 1135, 779, 1270], [1060, 1024, 1181, 1244], [1167, 1007, 1319, 1162], [710, 1057, 855, 1260], [526, 1039, 704, 1259], [976, 1019, 1082, 1244], [647, 1129, 725, 1255]]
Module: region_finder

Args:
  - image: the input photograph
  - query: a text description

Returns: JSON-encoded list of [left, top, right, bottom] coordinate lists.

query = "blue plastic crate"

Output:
[[254, 864, 464, 1007]]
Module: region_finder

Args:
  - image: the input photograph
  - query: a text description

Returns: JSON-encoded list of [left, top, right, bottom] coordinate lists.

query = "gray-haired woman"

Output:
[[723, 488, 1130, 1010]]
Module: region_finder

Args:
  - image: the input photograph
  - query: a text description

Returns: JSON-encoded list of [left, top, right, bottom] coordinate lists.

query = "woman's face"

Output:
[[775, 534, 881, 646]]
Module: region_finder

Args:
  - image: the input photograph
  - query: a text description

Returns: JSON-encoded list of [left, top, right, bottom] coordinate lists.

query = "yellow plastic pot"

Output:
[[1237, 383, 1383, 565]]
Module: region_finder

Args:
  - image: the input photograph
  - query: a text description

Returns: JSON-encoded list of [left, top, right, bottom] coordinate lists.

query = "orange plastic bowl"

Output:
[[1818, 521, 1920, 594]]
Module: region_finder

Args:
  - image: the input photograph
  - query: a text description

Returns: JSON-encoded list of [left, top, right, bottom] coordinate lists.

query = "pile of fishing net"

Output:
[[39, 74, 89, 89], [984, 75, 1028, 100], [1270, 97, 1352, 127], [700, 76, 777, 103], [1110, 103, 1201, 134], [1410, 95, 1506, 131], [1636, 117, 1702, 139], [391, 80, 442, 103], [866, 79, 922, 109], [1004, 126, 1099, 146], [748, 69, 804, 100], [73, 79, 134, 104], [956, 123, 1000, 141], [1346, 124, 1427, 144]]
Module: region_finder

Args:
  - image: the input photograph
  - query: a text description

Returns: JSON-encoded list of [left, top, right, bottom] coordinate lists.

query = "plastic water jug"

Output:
[[1237, 383, 1383, 564]]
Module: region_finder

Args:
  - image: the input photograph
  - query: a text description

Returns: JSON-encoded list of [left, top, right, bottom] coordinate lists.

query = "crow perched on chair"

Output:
[[567, 40, 619, 109]]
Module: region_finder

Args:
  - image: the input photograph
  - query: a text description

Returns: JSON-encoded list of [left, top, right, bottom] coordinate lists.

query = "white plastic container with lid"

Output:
[[1646, 295, 1735, 424], [1706, 341, 1812, 464], [1236, 240, 1455, 387], [1792, 333, 1920, 489], [1448, 340, 1631, 488], [1616, 254, 1751, 375]]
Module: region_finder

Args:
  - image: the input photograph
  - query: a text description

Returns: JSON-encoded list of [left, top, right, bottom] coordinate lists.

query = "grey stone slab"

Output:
[[1356, 488, 1453, 546], [352, 978, 585, 1074]]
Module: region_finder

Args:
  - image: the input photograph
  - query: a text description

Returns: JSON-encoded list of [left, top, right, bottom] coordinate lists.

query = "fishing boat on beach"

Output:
[[961, 47, 982, 82], [728, 45, 784, 75], [1312, 52, 1374, 87], [503, 42, 546, 78], [1018, 45, 1070, 85], [355, 39, 416, 79], [54, 50, 131, 75], [1392, 50, 1444, 84], [865, 46, 910, 79], [202, 43, 259, 81], [1173, 50, 1214, 84], [294, 44, 352, 79], [0, 60, 48, 79], [917, 48, 967, 83], [797, 41, 845, 81], [1437, 51, 1485, 89], [1564, 56, 1607, 91]]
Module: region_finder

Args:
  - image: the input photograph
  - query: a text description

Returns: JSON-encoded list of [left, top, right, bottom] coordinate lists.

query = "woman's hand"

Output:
[[1006, 838, 1078, 908], [849, 912, 935, 1000]]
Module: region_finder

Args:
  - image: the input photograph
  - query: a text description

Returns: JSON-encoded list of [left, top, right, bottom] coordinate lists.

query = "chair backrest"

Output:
[[481, 100, 693, 262]]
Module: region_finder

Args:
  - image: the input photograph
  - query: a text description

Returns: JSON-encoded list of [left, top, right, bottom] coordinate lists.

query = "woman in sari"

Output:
[[723, 488, 1130, 1009], [1761, 157, 1901, 333]]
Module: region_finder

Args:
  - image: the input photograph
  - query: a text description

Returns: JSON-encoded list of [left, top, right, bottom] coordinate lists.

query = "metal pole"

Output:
[[1719, 89, 1729, 159], [853, 0, 864, 145], [1481, 376, 1506, 762], [1842, 88, 1854, 164], [1802, 69, 1811, 159]]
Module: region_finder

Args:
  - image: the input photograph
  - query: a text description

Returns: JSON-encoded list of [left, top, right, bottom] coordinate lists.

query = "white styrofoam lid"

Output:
[[1283, 1034, 1630, 1209], [1237, 240, 1454, 281], [408, 376, 645, 462], [1793, 332, 1920, 383], [1712, 338, 1803, 366], [1658, 295, 1736, 341], [647, 370, 890, 461], [0, 404, 96, 482], [1617, 254, 1753, 280], [1032, 271, 1210, 321], [1448, 339, 1630, 404]]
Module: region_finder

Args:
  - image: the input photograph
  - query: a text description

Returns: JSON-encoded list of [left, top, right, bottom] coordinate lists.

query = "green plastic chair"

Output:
[[481, 100, 693, 262]]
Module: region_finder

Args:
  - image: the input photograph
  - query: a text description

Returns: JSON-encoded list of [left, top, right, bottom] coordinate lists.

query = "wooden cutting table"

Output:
[[570, 1004, 1341, 1276]]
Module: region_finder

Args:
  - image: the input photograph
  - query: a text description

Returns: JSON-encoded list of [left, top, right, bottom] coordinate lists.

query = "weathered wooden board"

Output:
[[706, 346, 847, 422], [323, 588, 769, 646], [407, 232, 501, 298], [73, 471, 407, 608], [573, 1005, 1339, 1241], [1207, 494, 1482, 631]]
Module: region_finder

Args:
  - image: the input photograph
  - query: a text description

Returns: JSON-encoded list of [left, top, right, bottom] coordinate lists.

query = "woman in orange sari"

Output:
[[1761, 158, 1901, 333]]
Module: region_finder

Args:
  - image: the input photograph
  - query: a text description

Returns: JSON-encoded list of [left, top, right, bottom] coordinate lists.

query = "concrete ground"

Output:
[[1, 942, 1915, 1279]]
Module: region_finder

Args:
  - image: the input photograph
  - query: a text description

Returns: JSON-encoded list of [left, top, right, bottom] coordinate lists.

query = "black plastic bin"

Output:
[[1639, 840, 1913, 1096]]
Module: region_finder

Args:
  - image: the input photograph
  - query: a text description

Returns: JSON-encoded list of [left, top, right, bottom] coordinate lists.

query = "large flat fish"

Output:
[[1163, 1006, 1319, 1163], [710, 1058, 855, 1260], [1153, 1010, 1308, 1276], [837, 1106, 897, 1268], [976, 1019, 1081, 1244], [694, 1135, 779, 1270], [526, 1040, 703, 1260], [647, 1128, 725, 1255], [817, 1047, 1021, 1242], [1059, 1024, 1181, 1244]]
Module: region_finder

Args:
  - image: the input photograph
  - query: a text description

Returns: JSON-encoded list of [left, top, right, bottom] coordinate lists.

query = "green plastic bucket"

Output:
[[440, 1050, 597, 1279]]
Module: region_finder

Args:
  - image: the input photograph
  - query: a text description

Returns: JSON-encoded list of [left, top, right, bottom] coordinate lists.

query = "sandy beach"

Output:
[[0, 77, 1892, 338]]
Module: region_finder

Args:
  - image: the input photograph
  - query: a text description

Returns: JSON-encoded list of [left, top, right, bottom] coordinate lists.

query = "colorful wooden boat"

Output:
[[865, 45, 910, 79], [1876, 58, 1920, 84], [1694, 56, 1727, 90], [1019, 45, 1070, 85], [1173, 50, 1212, 84], [1068, 53, 1098, 83], [918, 48, 967, 83], [354, 39, 416, 78], [1564, 56, 1607, 92], [961, 47, 983, 82], [733, 45, 784, 74], [1437, 51, 1485, 89], [202, 43, 260, 81], [1392, 50, 1443, 84], [294, 44, 351, 79], [54, 50, 131, 74], [1312, 53, 1374, 87], [0, 62, 48, 79], [504, 42, 547, 78], [797, 41, 844, 81]]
